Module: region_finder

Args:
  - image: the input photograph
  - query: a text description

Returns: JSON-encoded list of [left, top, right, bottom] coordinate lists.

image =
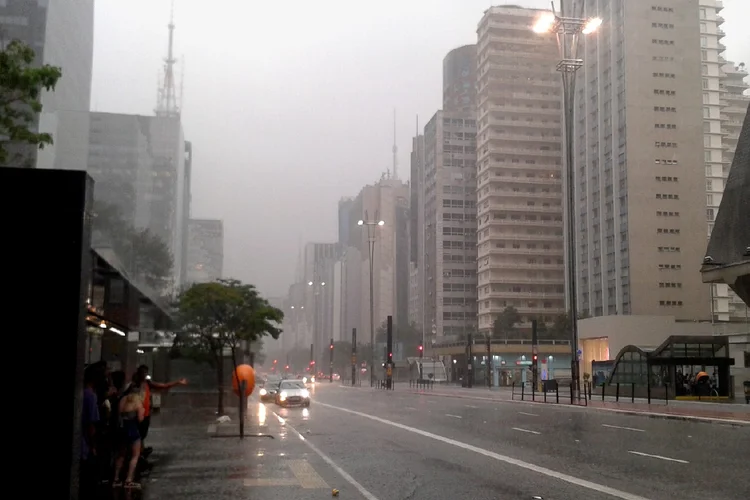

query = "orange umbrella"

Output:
[[695, 371, 709, 380]]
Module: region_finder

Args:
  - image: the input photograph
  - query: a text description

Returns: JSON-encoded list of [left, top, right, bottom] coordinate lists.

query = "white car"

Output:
[[275, 380, 311, 407]]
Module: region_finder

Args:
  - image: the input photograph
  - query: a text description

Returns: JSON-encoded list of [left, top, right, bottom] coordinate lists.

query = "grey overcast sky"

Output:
[[90, 0, 749, 298]]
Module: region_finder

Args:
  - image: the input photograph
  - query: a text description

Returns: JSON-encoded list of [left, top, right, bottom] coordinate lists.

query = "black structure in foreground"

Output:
[[701, 103, 750, 306], [1, 167, 94, 500]]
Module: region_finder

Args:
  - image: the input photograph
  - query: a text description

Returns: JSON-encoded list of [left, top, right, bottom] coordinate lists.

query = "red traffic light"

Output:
[[532, 354, 538, 362], [285, 365, 289, 369], [273, 359, 277, 364], [330, 344, 334, 349], [418, 345, 423, 351], [388, 352, 393, 358]]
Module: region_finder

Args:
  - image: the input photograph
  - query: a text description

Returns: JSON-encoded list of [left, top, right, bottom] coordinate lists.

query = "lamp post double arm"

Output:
[[533, 1, 601, 397], [308, 274, 325, 370], [358, 210, 384, 387]]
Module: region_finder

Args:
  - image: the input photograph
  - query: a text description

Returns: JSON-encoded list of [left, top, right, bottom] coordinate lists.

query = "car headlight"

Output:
[[301, 389, 310, 398], [302, 377, 307, 383], [260, 388, 267, 396], [310, 377, 315, 383], [279, 391, 287, 401]]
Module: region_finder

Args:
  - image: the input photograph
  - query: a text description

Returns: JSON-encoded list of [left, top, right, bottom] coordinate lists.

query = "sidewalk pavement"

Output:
[[350, 381, 750, 424], [133, 400, 352, 500]]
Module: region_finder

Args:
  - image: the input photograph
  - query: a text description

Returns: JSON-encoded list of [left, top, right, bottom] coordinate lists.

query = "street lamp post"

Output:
[[308, 275, 325, 373], [533, 2, 601, 398], [358, 210, 385, 387], [290, 305, 304, 370]]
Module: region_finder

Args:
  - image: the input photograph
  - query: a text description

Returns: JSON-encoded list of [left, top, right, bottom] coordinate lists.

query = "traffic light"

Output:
[[273, 359, 277, 364], [417, 344, 423, 352], [418, 344, 423, 358], [330, 343, 334, 350], [532, 354, 538, 362]]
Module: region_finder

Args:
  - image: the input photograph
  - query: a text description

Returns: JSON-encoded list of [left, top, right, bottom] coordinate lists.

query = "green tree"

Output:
[[0, 40, 62, 167], [172, 278, 283, 414], [549, 313, 571, 341], [492, 306, 520, 339], [131, 228, 174, 289], [535, 318, 549, 338], [92, 200, 173, 289]]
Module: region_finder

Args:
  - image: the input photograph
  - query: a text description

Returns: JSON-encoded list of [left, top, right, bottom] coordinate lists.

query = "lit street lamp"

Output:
[[308, 275, 325, 370], [358, 210, 385, 387], [533, 1, 601, 397]]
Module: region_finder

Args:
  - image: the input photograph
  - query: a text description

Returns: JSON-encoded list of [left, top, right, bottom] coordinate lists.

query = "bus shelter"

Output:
[[608, 335, 734, 397]]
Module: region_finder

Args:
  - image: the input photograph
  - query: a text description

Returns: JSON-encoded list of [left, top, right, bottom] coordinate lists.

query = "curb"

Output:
[[404, 390, 750, 427]]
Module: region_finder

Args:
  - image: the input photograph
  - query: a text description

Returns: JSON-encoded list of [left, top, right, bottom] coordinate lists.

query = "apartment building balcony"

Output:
[[480, 261, 562, 272], [478, 218, 563, 230], [484, 161, 561, 173], [484, 118, 561, 131], [483, 175, 561, 187], [480, 304, 565, 316], [483, 75, 559, 92], [478, 246, 564, 258], [487, 131, 561, 145], [480, 33, 548, 47], [480, 274, 565, 286], [478, 231, 562, 244], [479, 188, 561, 202], [488, 105, 561, 117], [716, 14, 724, 25]]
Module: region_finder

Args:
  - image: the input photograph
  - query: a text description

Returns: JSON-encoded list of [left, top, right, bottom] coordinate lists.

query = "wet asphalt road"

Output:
[[143, 383, 750, 500]]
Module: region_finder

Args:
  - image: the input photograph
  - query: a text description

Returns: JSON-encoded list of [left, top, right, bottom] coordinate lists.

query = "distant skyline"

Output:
[[89, 0, 750, 297]]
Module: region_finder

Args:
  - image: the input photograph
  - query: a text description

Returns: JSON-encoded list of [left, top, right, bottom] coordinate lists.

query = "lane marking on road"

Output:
[[627, 451, 689, 464], [465, 405, 479, 408], [445, 414, 463, 419], [244, 478, 299, 487], [519, 412, 539, 417], [603, 424, 645, 433], [512, 427, 541, 435], [405, 406, 417, 410], [316, 402, 651, 500], [272, 410, 380, 500]]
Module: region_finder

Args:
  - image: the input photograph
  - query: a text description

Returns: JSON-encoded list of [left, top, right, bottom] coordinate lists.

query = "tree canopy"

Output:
[[0, 40, 62, 167], [492, 306, 520, 339], [172, 278, 283, 413], [92, 200, 173, 289]]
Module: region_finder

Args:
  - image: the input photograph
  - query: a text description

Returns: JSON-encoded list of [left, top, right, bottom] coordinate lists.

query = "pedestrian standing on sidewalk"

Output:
[[80, 366, 100, 499], [113, 392, 145, 490], [125, 365, 187, 459]]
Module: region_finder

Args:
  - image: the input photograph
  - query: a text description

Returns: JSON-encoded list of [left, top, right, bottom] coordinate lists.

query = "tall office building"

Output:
[[411, 45, 479, 346], [185, 219, 224, 285], [699, 1, 749, 322], [570, 0, 710, 319], [0, 0, 95, 168], [475, 6, 566, 336], [302, 242, 337, 365], [87, 112, 188, 291], [443, 44, 478, 114], [408, 134, 425, 329], [339, 177, 410, 347], [422, 110, 478, 343]]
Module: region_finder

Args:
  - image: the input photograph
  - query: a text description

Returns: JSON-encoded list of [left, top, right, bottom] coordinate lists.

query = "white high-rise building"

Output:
[[476, 6, 566, 336]]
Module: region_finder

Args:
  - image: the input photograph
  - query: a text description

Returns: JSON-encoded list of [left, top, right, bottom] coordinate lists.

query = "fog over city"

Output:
[[89, 0, 749, 297]]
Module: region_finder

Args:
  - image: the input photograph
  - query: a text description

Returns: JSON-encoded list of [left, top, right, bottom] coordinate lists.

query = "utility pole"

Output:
[[532, 319, 539, 391], [466, 332, 473, 388], [386, 315, 394, 389], [329, 339, 334, 383], [351, 328, 357, 386]]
